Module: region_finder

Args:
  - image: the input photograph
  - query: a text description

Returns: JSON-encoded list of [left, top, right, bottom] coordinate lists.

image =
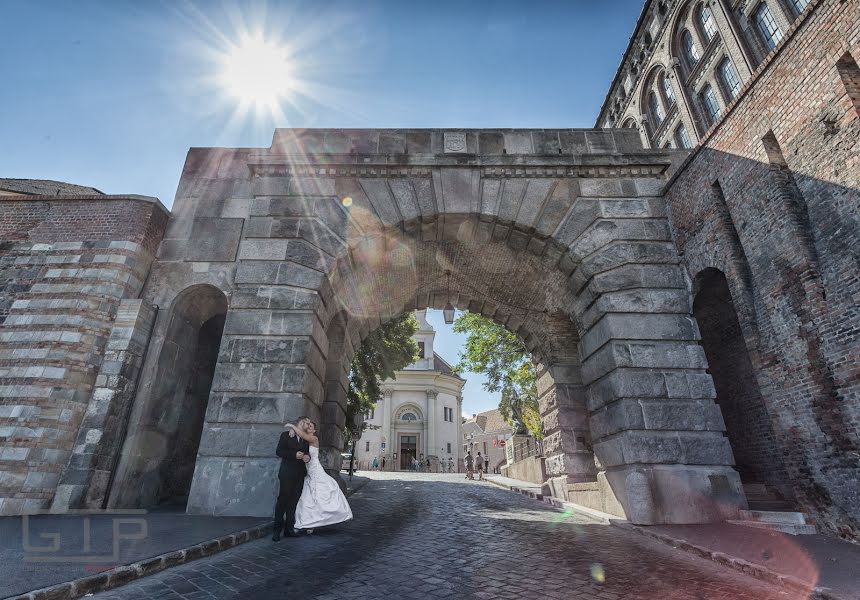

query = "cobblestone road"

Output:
[[90, 473, 791, 600]]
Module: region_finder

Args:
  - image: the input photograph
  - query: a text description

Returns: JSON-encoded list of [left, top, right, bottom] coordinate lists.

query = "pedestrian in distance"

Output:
[[475, 452, 484, 481], [382, 456, 386, 471], [465, 451, 474, 480], [371, 456, 378, 471], [448, 456, 454, 473]]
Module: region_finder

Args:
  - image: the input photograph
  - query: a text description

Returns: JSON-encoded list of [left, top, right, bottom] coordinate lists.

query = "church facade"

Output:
[[353, 311, 464, 472]]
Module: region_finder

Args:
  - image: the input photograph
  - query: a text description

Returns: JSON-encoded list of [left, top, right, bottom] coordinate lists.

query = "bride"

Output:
[[286, 421, 353, 530]]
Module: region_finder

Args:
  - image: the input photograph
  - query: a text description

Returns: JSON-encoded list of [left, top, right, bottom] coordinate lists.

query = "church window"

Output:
[[676, 123, 693, 149], [700, 6, 717, 42], [401, 412, 418, 421], [447, 443, 451, 453], [701, 84, 721, 124], [365, 441, 370, 452], [721, 58, 742, 99], [789, 0, 809, 15], [755, 3, 783, 51], [417, 341, 425, 357], [367, 407, 375, 420], [683, 30, 700, 67], [649, 91, 664, 127], [662, 75, 676, 106]]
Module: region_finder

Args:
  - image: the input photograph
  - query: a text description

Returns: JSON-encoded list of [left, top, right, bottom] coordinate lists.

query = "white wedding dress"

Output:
[[294, 446, 353, 529]]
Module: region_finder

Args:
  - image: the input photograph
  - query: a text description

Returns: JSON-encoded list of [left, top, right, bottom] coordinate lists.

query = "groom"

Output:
[[273, 416, 311, 541]]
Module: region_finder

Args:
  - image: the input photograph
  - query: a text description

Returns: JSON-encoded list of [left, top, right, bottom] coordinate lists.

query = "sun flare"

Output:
[[219, 33, 293, 109]]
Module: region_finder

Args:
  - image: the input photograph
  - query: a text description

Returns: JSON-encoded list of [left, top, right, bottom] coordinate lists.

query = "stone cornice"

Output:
[[248, 155, 673, 179]]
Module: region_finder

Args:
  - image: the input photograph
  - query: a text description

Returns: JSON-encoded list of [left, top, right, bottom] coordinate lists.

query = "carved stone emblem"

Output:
[[443, 132, 467, 153]]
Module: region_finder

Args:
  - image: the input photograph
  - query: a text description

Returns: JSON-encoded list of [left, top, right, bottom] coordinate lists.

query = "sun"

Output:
[[219, 33, 293, 110]]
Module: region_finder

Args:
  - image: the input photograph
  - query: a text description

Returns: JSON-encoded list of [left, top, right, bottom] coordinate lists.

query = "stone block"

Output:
[[187, 218, 243, 262], [238, 239, 288, 261], [579, 313, 701, 359], [217, 393, 294, 424], [187, 457, 279, 516], [247, 426, 283, 457], [197, 426, 251, 456]]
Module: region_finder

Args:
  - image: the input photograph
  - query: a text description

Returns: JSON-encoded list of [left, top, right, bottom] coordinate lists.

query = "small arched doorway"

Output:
[[693, 268, 795, 509], [108, 284, 228, 509]]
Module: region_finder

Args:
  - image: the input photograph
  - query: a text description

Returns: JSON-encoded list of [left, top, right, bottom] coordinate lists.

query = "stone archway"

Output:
[[151, 128, 744, 524], [693, 267, 794, 509], [108, 284, 227, 509]]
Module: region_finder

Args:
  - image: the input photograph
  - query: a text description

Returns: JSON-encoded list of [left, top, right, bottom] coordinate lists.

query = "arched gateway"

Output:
[[113, 129, 745, 524]]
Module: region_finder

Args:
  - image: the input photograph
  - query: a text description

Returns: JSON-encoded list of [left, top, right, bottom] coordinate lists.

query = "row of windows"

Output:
[[639, 0, 800, 149], [610, 0, 812, 130]]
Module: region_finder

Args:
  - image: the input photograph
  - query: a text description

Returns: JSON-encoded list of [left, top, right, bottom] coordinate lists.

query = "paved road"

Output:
[[90, 473, 789, 600]]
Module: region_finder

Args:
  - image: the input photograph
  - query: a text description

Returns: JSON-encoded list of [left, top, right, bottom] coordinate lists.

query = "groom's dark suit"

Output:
[[274, 429, 310, 535]]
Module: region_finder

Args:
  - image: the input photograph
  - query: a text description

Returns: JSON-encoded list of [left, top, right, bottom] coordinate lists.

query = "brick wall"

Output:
[[0, 196, 168, 514], [665, 0, 860, 539]]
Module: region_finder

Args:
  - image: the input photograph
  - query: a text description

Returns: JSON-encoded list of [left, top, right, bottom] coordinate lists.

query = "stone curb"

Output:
[[6, 476, 371, 600], [483, 477, 618, 524], [485, 477, 845, 600], [612, 522, 847, 600], [3, 523, 273, 600]]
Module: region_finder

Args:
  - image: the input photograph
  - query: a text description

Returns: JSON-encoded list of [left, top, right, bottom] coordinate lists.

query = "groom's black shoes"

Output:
[[272, 531, 281, 542]]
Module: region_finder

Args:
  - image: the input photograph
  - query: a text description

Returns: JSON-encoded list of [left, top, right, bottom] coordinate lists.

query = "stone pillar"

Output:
[[538, 361, 595, 500], [426, 390, 438, 460], [52, 300, 157, 511], [381, 388, 393, 470], [576, 262, 743, 524]]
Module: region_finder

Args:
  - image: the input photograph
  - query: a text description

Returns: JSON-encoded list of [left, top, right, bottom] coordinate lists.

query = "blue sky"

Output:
[[0, 0, 643, 415]]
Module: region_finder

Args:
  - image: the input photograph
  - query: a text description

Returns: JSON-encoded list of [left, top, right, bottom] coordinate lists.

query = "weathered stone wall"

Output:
[[664, 0, 860, 538], [0, 196, 168, 514]]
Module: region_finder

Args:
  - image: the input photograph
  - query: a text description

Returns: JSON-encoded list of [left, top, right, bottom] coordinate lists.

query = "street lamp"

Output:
[[443, 302, 455, 324]]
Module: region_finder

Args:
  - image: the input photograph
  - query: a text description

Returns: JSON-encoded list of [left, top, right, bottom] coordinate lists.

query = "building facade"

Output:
[[597, 0, 821, 150], [353, 310, 464, 471], [462, 409, 511, 474], [599, 0, 859, 539]]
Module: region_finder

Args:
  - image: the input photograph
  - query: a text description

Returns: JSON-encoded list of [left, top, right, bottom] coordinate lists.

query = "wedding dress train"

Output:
[[294, 446, 353, 529]]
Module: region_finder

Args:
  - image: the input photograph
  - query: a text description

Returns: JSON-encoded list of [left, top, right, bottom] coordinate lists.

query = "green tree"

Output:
[[452, 313, 543, 440], [344, 312, 420, 445]]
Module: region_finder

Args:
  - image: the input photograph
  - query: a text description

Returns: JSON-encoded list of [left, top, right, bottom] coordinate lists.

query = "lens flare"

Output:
[[342, 196, 353, 207], [219, 32, 293, 109], [590, 563, 605, 583]]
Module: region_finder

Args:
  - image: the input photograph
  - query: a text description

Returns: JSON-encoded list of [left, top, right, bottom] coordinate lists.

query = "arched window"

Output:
[[755, 3, 783, 51], [789, 0, 810, 15], [401, 412, 418, 421], [700, 6, 717, 42], [622, 118, 637, 129], [675, 123, 693, 149], [683, 30, 700, 67], [662, 75, 677, 106], [701, 84, 721, 124], [720, 58, 742, 99], [648, 91, 665, 127]]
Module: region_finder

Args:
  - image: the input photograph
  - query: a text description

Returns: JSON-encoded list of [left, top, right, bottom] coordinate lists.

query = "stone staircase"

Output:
[[728, 484, 816, 535]]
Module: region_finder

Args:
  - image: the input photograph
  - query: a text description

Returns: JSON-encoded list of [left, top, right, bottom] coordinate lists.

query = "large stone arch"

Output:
[[151, 128, 744, 524], [107, 284, 228, 509]]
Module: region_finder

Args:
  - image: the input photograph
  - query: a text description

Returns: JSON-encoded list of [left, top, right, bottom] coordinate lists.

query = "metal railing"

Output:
[[507, 438, 543, 463]]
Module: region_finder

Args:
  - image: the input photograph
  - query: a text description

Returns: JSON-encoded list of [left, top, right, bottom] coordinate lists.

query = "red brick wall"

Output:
[[0, 196, 168, 255], [0, 196, 168, 514], [665, 0, 860, 539]]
